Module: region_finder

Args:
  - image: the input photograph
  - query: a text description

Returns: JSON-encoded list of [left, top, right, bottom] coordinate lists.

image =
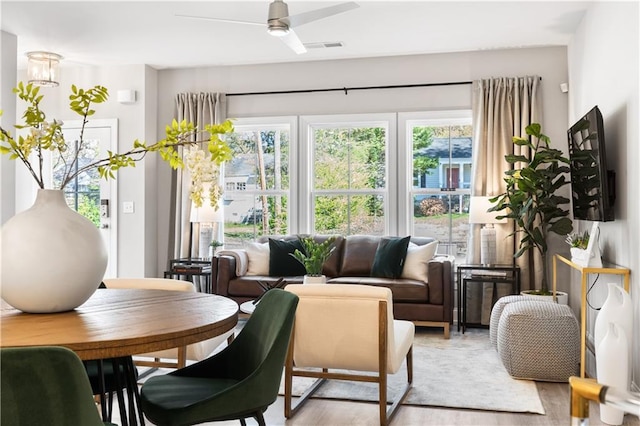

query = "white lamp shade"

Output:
[[469, 196, 507, 224], [190, 203, 223, 223]]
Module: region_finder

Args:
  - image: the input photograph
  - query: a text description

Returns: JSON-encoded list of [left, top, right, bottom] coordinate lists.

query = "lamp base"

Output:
[[480, 226, 497, 265]]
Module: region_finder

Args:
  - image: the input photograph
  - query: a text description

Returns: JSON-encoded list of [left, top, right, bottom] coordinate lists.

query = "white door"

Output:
[[55, 120, 118, 277]]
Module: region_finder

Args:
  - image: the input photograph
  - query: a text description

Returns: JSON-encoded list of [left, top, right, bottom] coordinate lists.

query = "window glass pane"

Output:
[[315, 194, 384, 235], [226, 129, 290, 191], [314, 127, 386, 190], [223, 193, 289, 248], [52, 139, 101, 226]]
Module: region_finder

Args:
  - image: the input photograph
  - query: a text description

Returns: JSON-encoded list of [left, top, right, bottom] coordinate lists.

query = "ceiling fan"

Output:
[[176, 0, 359, 55]]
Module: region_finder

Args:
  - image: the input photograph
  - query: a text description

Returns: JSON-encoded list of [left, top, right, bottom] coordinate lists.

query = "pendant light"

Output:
[[26, 51, 62, 87]]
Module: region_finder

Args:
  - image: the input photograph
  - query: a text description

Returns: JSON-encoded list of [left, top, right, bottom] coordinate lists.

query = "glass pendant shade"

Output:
[[26, 51, 62, 87]]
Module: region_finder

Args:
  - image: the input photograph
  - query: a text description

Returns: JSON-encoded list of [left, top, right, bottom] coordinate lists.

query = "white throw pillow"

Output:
[[245, 242, 270, 276], [401, 241, 439, 282]]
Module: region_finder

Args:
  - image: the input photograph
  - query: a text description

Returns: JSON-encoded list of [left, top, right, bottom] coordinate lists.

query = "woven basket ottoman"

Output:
[[496, 299, 579, 382]]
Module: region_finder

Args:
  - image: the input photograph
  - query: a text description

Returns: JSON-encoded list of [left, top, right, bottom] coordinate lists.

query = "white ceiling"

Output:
[[1, 1, 590, 70]]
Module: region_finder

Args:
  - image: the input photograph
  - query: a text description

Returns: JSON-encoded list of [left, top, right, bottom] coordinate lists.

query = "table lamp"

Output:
[[469, 196, 507, 265], [190, 203, 224, 258]]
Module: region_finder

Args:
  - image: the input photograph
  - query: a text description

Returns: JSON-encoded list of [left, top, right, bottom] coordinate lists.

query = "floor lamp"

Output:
[[190, 203, 224, 259], [469, 196, 507, 265]]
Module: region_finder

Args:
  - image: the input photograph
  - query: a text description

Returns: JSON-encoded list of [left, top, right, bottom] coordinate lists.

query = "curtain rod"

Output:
[[226, 81, 473, 97]]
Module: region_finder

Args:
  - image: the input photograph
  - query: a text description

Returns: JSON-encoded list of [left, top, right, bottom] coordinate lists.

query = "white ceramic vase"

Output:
[[596, 322, 628, 425], [0, 189, 108, 313], [303, 275, 327, 284], [594, 283, 633, 368]]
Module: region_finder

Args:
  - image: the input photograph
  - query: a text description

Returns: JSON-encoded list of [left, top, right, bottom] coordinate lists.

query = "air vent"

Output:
[[303, 41, 344, 50]]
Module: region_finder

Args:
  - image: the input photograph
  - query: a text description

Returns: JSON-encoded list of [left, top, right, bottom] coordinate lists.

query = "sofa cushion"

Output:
[[371, 236, 411, 279], [268, 238, 307, 277], [401, 240, 439, 282], [245, 242, 270, 276], [340, 235, 380, 276], [327, 277, 429, 303]]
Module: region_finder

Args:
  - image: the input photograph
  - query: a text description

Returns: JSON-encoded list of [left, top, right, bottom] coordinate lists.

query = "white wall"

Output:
[[11, 65, 157, 277], [568, 1, 639, 388], [0, 31, 17, 225], [156, 46, 571, 279]]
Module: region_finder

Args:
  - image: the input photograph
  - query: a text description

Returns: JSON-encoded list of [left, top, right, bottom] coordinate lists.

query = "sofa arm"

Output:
[[214, 250, 248, 297], [217, 249, 248, 276], [427, 255, 455, 318]]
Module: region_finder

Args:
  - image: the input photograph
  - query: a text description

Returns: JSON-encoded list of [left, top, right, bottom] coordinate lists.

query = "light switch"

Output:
[[123, 201, 135, 214]]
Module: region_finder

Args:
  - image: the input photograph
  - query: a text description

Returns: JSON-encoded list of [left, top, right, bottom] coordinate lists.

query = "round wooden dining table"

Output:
[[1, 288, 239, 426], [0, 288, 239, 359]]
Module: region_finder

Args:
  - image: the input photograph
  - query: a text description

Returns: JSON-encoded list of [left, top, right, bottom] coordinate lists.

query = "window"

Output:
[[400, 111, 472, 264], [223, 117, 296, 247], [301, 114, 395, 235]]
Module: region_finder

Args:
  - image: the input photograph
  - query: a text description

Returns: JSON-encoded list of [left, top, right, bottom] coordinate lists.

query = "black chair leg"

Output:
[[254, 411, 266, 426], [239, 419, 247, 426]]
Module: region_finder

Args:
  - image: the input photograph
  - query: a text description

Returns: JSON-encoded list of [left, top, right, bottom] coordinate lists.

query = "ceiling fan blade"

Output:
[[175, 14, 265, 27], [279, 29, 306, 54], [287, 2, 359, 28]]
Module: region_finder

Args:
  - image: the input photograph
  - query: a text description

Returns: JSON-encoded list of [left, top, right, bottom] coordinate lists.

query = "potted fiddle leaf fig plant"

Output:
[[291, 236, 337, 284], [490, 123, 573, 299]]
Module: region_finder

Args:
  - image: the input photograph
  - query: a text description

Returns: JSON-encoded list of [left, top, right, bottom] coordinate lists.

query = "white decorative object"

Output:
[[303, 275, 327, 284], [469, 196, 507, 265], [0, 190, 108, 313], [596, 322, 628, 425], [594, 282, 633, 399]]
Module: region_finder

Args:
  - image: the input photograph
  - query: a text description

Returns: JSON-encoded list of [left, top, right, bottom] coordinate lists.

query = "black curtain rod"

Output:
[[227, 81, 473, 97]]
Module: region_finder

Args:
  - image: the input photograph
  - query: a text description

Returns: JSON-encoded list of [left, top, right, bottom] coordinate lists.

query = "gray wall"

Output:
[[567, 1, 639, 388], [156, 46, 571, 279]]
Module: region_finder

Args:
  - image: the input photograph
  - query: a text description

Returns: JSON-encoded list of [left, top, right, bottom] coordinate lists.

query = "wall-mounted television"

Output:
[[567, 105, 615, 222]]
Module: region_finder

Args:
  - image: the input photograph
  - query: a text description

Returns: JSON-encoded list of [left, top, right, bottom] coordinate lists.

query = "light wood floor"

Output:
[[113, 380, 639, 426]]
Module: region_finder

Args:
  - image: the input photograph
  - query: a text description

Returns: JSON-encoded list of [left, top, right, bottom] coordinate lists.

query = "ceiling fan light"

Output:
[[26, 51, 63, 87], [267, 24, 289, 37]]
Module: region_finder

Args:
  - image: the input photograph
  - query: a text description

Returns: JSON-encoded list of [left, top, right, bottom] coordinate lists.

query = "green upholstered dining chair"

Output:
[[140, 288, 299, 426], [1, 346, 116, 426]]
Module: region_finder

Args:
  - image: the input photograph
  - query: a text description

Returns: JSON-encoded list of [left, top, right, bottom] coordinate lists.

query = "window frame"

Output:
[[299, 113, 397, 235]]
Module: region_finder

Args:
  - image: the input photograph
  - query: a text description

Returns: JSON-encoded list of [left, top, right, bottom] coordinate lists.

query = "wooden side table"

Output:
[[456, 264, 520, 333], [164, 258, 213, 293]]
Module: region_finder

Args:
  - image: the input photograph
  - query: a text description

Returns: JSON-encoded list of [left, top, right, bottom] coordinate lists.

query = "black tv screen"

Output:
[[567, 105, 615, 222]]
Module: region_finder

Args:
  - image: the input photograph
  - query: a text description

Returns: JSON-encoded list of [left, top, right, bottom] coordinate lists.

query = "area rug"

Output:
[[281, 327, 545, 414]]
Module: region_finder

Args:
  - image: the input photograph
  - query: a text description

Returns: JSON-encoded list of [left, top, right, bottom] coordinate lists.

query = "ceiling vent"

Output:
[[303, 41, 344, 50]]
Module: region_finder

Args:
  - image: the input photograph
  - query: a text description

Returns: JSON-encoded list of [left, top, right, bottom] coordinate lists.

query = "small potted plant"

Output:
[[566, 230, 594, 265], [290, 236, 337, 284], [209, 240, 224, 256]]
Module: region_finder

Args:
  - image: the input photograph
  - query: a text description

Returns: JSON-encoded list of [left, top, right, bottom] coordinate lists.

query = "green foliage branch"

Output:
[[290, 236, 338, 276], [490, 123, 573, 291], [0, 82, 234, 207]]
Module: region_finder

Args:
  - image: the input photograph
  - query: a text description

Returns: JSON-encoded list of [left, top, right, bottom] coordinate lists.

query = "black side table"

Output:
[[456, 264, 520, 333], [164, 258, 213, 293]]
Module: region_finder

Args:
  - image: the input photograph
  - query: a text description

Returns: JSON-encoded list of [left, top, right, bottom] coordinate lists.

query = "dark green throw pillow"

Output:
[[370, 236, 411, 279], [268, 238, 307, 277]]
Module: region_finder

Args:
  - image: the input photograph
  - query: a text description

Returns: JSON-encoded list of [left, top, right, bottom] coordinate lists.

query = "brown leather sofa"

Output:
[[213, 235, 455, 337]]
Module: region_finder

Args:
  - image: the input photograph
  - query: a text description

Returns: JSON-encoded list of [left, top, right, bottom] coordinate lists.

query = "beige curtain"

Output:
[[168, 92, 227, 262], [466, 76, 541, 324]]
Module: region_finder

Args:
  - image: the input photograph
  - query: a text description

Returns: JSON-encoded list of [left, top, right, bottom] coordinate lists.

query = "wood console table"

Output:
[[552, 254, 630, 378]]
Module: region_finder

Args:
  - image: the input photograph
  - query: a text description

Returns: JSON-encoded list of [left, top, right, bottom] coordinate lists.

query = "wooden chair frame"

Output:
[[284, 299, 413, 426]]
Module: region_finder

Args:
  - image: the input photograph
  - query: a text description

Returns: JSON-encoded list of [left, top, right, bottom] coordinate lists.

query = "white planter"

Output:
[[520, 290, 569, 305], [303, 275, 327, 284], [0, 189, 108, 313]]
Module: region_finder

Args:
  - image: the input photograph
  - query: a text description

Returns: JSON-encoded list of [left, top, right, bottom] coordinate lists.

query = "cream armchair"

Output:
[[102, 278, 234, 369], [284, 284, 414, 426]]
